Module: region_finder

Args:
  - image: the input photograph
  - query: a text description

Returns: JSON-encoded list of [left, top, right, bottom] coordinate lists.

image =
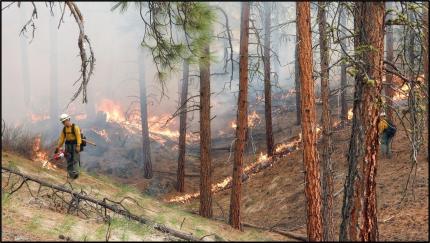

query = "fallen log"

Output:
[[1, 166, 200, 241]]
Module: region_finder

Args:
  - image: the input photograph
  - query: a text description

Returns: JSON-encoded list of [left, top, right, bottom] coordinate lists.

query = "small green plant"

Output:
[[54, 215, 76, 235], [26, 214, 42, 232]]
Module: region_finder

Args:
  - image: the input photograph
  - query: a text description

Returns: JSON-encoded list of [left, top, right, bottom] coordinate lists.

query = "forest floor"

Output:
[[1, 152, 292, 241], [162, 108, 429, 241]]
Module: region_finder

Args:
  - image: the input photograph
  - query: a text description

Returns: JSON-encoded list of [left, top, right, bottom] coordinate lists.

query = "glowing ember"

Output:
[[32, 137, 57, 170]]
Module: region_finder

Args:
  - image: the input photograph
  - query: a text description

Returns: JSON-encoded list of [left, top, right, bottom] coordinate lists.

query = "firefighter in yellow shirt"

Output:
[[55, 113, 82, 179], [378, 112, 396, 158]]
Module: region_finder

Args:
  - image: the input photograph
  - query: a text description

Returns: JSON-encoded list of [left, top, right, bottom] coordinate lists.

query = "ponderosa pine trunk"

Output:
[[138, 49, 153, 179], [229, 1, 249, 230], [385, 1, 395, 121], [339, 3, 368, 240], [339, 6, 349, 124], [297, 2, 323, 241], [177, 59, 189, 192], [199, 44, 212, 218], [294, 42, 301, 125], [317, 2, 334, 241], [424, 2, 429, 125], [263, 1, 274, 157], [358, 3, 385, 241]]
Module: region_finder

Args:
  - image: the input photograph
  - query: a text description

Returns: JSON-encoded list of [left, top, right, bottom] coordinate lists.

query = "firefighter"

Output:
[[55, 113, 82, 179], [378, 112, 396, 158]]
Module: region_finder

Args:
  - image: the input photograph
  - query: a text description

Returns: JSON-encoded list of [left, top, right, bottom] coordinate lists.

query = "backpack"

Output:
[[63, 124, 87, 151], [384, 120, 397, 138]]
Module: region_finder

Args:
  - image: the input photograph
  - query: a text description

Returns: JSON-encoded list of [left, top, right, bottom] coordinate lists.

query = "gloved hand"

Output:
[[75, 146, 80, 153]]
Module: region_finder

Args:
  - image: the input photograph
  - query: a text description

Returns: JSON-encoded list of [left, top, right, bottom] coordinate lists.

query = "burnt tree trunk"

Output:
[[138, 49, 153, 179], [49, 16, 59, 129], [359, 3, 385, 241], [229, 1, 249, 230], [199, 44, 212, 218], [317, 2, 334, 241], [294, 37, 302, 126], [263, 1, 274, 157], [297, 2, 323, 241], [177, 59, 189, 192], [384, 1, 395, 121], [339, 6, 349, 124]]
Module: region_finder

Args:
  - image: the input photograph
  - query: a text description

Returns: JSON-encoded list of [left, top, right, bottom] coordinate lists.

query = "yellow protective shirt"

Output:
[[57, 125, 82, 147], [378, 119, 388, 134]]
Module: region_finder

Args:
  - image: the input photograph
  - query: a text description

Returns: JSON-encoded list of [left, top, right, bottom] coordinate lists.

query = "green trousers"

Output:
[[380, 132, 393, 157], [65, 143, 80, 179]]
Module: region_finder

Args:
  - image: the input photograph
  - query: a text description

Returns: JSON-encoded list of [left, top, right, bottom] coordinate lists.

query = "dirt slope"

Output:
[[166, 111, 428, 241], [1, 151, 293, 241]]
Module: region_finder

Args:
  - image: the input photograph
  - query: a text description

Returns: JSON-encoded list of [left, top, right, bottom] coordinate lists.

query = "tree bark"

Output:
[[177, 59, 189, 192], [263, 1, 274, 157], [317, 2, 334, 241], [424, 2, 429, 126], [384, 2, 395, 121], [49, 16, 59, 129], [359, 3, 385, 241], [138, 49, 153, 179], [297, 2, 323, 241], [339, 6, 349, 124], [199, 44, 212, 218], [229, 1, 249, 230], [294, 37, 302, 125]]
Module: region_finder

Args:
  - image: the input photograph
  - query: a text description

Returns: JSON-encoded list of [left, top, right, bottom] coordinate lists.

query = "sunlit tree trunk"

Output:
[[358, 3, 385, 241], [49, 16, 59, 129], [138, 49, 153, 179], [199, 44, 212, 218], [229, 2, 249, 230], [339, 5, 349, 125], [318, 2, 334, 241], [384, 2, 395, 121], [177, 59, 189, 192], [297, 2, 323, 241], [263, 1, 274, 156]]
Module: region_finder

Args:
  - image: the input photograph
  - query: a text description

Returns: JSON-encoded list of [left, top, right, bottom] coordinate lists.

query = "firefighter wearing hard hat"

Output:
[[378, 112, 397, 158], [55, 113, 82, 179]]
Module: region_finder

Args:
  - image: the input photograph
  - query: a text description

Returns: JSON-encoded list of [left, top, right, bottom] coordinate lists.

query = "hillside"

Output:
[[164, 111, 429, 241], [1, 151, 294, 241]]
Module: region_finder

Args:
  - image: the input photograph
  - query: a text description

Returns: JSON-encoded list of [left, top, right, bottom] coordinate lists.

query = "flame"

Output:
[[75, 113, 87, 120], [92, 128, 110, 142], [95, 99, 199, 145], [30, 113, 50, 123], [32, 137, 57, 170], [231, 111, 261, 129], [347, 108, 353, 120]]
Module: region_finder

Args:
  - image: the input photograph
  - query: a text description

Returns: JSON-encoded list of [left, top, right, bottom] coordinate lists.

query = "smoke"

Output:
[[2, 2, 300, 135]]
